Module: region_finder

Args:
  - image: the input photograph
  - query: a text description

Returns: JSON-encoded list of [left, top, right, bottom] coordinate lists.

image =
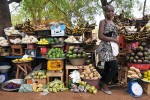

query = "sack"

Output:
[[110, 42, 119, 56]]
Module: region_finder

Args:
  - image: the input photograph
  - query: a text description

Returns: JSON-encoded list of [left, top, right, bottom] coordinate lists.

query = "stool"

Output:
[[11, 44, 24, 56], [46, 71, 63, 82], [14, 62, 32, 78], [65, 65, 84, 87]]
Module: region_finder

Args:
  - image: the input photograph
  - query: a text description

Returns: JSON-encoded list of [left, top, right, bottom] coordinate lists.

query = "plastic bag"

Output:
[[18, 84, 33, 92]]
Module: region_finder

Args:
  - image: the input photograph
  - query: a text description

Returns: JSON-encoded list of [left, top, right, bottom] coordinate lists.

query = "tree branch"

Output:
[[143, 0, 147, 17], [108, 0, 115, 5], [8, 0, 22, 4], [10, 3, 21, 13]]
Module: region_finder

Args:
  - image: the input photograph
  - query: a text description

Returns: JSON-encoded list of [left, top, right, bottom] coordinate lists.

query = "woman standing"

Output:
[[98, 5, 119, 95]]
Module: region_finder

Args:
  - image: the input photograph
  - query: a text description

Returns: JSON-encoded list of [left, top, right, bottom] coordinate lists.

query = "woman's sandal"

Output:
[[101, 88, 112, 95], [100, 83, 112, 95]]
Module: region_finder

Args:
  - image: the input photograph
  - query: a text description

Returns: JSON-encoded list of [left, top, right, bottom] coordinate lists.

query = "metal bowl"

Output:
[[1, 79, 25, 91], [0, 65, 11, 73]]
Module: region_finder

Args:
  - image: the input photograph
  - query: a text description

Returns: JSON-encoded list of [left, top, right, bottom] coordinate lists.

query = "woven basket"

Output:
[[82, 78, 100, 89], [69, 58, 86, 66]]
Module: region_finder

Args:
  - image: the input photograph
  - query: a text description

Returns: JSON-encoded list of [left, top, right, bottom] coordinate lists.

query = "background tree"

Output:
[[0, 0, 22, 36]]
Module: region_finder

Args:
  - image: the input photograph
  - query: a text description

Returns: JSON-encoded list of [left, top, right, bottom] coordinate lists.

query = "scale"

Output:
[[127, 79, 143, 97]]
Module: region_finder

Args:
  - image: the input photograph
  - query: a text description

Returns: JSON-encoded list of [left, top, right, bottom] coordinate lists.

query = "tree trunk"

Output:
[[143, 0, 146, 17], [0, 0, 11, 36]]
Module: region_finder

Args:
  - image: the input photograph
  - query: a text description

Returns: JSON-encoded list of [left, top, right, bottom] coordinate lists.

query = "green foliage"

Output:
[[11, 0, 142, 26]]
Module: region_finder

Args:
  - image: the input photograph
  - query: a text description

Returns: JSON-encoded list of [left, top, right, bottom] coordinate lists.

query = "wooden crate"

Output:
[[142, 82, 150, 95], [47, 60, 64, 71], [11, 44, 25, 56], [27, 78, 47, 85], [46, 71, 63, 83]]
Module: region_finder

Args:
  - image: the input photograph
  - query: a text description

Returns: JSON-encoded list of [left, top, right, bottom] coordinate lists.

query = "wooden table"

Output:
[[13, 61, 32, 78]]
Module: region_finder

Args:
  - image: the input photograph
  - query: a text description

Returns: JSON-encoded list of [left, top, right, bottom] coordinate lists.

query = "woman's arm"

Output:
[[98, 20, 119, 44]]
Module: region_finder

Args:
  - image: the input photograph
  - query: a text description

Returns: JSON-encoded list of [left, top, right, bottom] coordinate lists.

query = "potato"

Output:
[[127, 75, 131, 78], [135, 69, 140, 74], [92, 69, 96, 72], [130, 67, 136, 71], [85, 67, 91, 74], [80, 74, 84, 78], [93, 77, 98, 79], [85, 73, 88, 77], [131, 74, 139, 78], [89, 73, 93, 78], [86, 77, 90, 79], [128, 70, 136, 75]]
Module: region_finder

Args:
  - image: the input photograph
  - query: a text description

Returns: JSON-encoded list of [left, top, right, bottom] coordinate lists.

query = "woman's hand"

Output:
[[112, 37, 119, 44]]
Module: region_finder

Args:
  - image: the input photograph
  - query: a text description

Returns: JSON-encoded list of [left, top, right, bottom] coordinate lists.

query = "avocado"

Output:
[[137, 46, 144, 52], [130, 56, 134, 60], [72, 54, 77, 58], [143, 60, 149, 64], [137, 59, 143, 63], [131, 53, 135, 56], [69, 46, 75, 51], [144, 47, 148, 52], [144, 52, 148, 56], [77, 54, 81, 58], [133, 59, 137, 63], [68, 50, 73, 54], [145, 57, 149, 60], [140, 42, 147, 47], [135, 56, 139, 60], [73, 49, 78, 54], [137, 52, 143, 57]]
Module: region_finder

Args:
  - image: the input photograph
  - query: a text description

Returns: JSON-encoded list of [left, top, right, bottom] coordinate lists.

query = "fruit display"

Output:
[[46, 38, 64, 45], [35, 24, 49, 30], [45, 79, 68, 93], [22, 35, 38, 44], [37, 38, 49, 45], [126, 42, 150, 64], [64, 36, 80, 43], [5, 82, 21, 89], [31, 70, 46, 79], [146, 21, 150, 32], [22, 19, 35, 33], [143, 14, 150, 20], [46, 48, 65, 59], [0, 37, 9, 46], [4, 27, 21, 36], [142, 70, 150, 82], [10, 38, 22, 44], [70, 81, 98, 94], [66, 46, 87, 59], [12, 57, 33, 63], [127, 66, 142, 79], [32, 83, 44, 92], [80, 64, 101, 80]]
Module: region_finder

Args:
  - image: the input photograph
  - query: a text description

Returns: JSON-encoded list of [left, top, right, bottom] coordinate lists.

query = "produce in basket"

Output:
[[31, 70, 46, 79], [127, 66, 142, 79], [142, 70, 150, 82], [46, 48, 65, 59], [66, 46, 87, 59], [80, 64, 101, 80]]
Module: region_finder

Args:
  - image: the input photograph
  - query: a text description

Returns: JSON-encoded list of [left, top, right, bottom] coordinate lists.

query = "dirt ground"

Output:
[[0, 88, 149, 100]]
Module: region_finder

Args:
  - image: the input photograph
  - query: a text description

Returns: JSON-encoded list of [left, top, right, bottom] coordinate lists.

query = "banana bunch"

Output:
[[22, 19, 35, 33]]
